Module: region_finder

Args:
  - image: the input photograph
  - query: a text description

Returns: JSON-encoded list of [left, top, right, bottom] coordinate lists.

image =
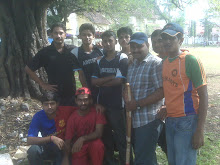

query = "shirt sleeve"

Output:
[[28, 113, 40, 137], [151, 59, 163, 89], [27, 49, 46, 71], [185, 55, 207, 89], [116, 53, 128, 79], [91, 60, 101, 79], [70, 47, 82, 71], [96, 113, 107, 125], [65, 114, 76, 140]]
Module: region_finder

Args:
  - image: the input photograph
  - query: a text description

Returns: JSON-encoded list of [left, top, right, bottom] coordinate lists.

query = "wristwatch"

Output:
[[136, 100, 141, 110]]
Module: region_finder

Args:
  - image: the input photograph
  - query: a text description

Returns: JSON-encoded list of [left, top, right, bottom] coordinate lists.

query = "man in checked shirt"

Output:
[[125, 32, 164, 165]]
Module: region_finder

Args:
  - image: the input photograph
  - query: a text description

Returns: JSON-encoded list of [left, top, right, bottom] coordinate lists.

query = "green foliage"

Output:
[[208, 0, 220, 16]]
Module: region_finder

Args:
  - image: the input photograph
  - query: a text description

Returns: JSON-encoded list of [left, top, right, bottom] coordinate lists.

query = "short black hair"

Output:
[[79, 23, 95, 35], [50, 22, 66, 32], [117, 27, 133, 38], [151, 29, 161, 40], [101, 30, 116, 40], [40, 92, 60, 103]]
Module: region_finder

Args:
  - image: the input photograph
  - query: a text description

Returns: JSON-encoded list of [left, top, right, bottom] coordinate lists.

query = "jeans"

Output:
[[166, 115, 198, 165], [27, 144, 62, 165], [132, 119, 163, 165], [102, 108, 126, 165]]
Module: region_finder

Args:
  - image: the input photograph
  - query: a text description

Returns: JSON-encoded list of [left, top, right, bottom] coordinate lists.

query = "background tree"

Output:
[[0, 0, 52, 98]]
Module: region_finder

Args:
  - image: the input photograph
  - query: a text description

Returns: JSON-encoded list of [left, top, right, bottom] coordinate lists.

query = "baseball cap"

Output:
[[75, 87, 91, 96], [129, 32, 148, 44], [161, 23, 184, 36]]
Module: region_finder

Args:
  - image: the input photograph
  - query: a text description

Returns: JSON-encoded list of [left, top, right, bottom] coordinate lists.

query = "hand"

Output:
[[192, 129, 204, 149], [95, 42, 103, 48], [125, 99, 137, 112], [128, 54, 134, 65], [95, 104, 105, 114], [72, 137, 84, 153], [40, 82, 58, 91], [51, 136, 65, 150], [156, 105, 167, 120]]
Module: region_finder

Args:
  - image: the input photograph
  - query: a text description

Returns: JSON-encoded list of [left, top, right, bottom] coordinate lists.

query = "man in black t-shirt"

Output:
[[70, 23, 103, 103], [91, 30, 128, 165], [25, 23, 76, 105]]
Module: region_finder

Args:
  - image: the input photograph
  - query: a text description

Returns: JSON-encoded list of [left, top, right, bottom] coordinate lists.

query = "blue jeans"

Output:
[[27, 144, 62, 165], [166, 115, 198, 165], [132, 119, 163, 165]]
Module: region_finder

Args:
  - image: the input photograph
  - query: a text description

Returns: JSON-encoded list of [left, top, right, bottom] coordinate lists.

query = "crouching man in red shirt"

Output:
[[62, 87, 106, 165]]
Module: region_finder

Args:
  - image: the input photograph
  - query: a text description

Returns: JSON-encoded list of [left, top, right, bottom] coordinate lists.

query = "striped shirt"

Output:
[[127, 53, 163, 128]]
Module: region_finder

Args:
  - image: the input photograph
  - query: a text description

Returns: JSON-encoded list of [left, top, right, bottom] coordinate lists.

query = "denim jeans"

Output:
[[132, 119, 163, 165], [166, 115, 198, 165], [27, 144, 62, 165]]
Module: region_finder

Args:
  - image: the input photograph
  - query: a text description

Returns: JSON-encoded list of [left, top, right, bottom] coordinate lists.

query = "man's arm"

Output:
[[25, 66, 57, 91], [72, 124, 104, 153], [101, 78, 124, 86], [91, 76, 114, 87], [78, 70, 87, 87], [27, 136, 64, 150], [61, 139, 71, 165], [192, 85, 208, 149], [125, 87, 164, 111]]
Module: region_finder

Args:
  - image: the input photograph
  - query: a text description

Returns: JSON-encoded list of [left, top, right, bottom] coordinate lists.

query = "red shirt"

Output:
[[55, 106, 78, 139], [65, 106, 106, 140]]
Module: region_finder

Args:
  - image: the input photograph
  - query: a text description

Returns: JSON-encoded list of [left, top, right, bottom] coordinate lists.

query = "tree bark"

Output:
[[0, 0, 52, 98]]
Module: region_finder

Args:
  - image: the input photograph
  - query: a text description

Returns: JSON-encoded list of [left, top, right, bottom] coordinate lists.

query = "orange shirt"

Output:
[[163, 51, 206, 117]]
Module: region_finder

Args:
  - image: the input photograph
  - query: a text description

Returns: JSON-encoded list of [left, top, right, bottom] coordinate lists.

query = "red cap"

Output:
[[75, 87, 91, 96]]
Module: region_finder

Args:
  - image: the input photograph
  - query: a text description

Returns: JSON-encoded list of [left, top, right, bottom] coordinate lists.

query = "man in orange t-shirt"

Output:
[[161, 23, 208, 165]]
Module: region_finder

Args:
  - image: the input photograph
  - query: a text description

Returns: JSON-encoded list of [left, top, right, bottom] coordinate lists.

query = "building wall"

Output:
[[66, 13, 110, 36]]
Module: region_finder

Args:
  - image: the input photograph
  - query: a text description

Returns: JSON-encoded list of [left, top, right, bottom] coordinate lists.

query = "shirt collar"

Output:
[[134, 52, 151, 65]]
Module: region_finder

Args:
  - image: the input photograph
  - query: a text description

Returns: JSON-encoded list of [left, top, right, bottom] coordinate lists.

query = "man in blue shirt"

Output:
[[91, 30, 128, 165], [27, 92, 65, 165], [70, 23, 103, 102]]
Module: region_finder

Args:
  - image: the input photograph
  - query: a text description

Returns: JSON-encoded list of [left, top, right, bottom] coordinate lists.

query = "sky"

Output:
[[185, 0, 209, 21]]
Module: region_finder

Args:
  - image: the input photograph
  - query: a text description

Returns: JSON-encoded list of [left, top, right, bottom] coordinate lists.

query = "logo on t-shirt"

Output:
[[83, 58, 97, 66], [59, 119, 65, 128], [172, 69, 178, 77]]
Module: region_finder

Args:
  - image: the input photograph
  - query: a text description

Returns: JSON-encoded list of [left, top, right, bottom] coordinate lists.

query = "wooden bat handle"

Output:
[[126, 83, 131, 101], [125, 83, 132, 165]]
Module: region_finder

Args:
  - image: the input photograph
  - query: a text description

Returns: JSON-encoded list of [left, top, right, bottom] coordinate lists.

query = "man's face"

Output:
[[102, 36, 117, 52], [161, 33, 183, 54], [152, 35, 165, 55], [51, 27, 66, 45], [42, 101, 58, 116], [130, 42, 149, 61], [75, 94, 92, 111], [118, 33, 131, 48], [79, 30, 95, 45]]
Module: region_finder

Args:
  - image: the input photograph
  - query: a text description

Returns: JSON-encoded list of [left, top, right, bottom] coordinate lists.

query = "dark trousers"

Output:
[[27, 144, 62, 165], [157, 121, 168, 156], [102, 108, 126, 165]]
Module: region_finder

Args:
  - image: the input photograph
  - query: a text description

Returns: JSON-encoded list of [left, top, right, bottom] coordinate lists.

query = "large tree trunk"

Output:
[[0, 0, 52, 98]]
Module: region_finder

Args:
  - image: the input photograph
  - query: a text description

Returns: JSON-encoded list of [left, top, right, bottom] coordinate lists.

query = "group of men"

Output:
[[25, 22, 208, 165]]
